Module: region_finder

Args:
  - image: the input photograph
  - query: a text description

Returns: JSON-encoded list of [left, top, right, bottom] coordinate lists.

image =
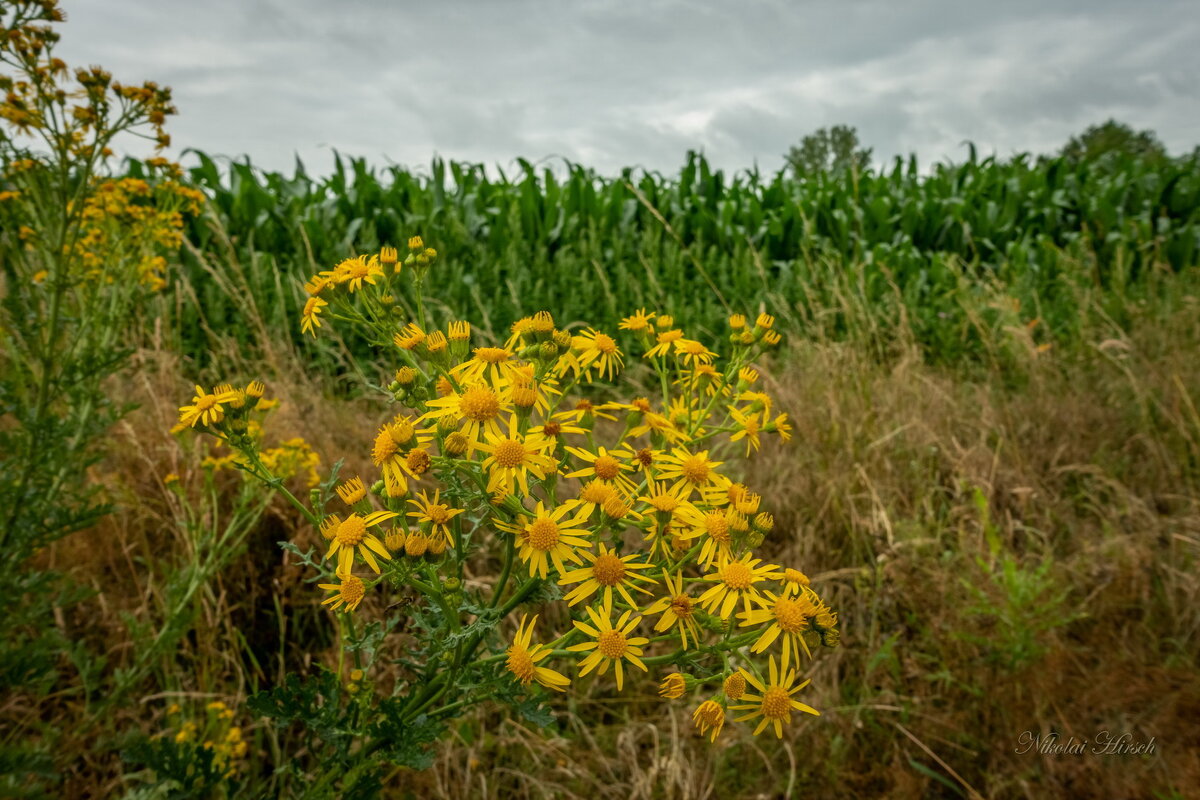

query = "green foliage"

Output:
[[1061, 118, 1167, 164], [785, 124, 873, 177], [122, 736, 243, 800], [163, 143, 1200, 371], [957, 489, 1079, 672]]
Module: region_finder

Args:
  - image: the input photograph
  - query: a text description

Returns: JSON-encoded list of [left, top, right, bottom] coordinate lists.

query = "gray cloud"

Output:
[[54, 0, 1200, 176]]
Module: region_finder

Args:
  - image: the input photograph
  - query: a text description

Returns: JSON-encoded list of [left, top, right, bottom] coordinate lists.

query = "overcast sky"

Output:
[[58, 0, 1200, 177]]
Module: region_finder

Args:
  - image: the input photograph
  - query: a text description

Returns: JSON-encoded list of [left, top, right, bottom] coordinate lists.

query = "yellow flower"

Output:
[[301, 296, 327, 336], [781, 568, 811, 596], [476, 416, 556, 496], [557, 542, 656, 608], [655, 447, 730, 498], [768, 412, 793, 442], [371, 416, 429, 495], [451, 346, 520, 386], [574, 479, 618, 517], [672, 338, 718, 367], [567, 602, 649, 691], [698, 554, 781, 620], [336, 476, 367, 506], [406, 489, 465, 548], [659, 672, 687, 699], [692, 699, 725, 741], [568, 328, 623, 380], [679, 507, 736, 568], [496, 501, 593, 579], [423, 383, 510, 452], [319, 572, 367, 612], [729, 654, 819, 738], [339, 254, 384, 292], [564, 444, 637, 496], [619, 308, 655, 332], [177, 384, 240, 428], [739, 590, 820, 662], [506, 614, 570, 692], [644, 571, 701, 649], [644, 328, 684, 359], [325, 511, 397, 573], [393, 322, 426, 351], [728, 406, 765, 455]]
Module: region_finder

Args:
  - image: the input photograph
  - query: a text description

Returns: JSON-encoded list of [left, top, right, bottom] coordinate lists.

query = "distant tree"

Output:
[[1060, 119, 1167, 163], [786, 125, 873, 177]]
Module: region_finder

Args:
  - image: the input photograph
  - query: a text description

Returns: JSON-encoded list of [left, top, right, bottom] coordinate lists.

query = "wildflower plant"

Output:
[[176, 238, 840, 783], [0, 3, 197, 791]]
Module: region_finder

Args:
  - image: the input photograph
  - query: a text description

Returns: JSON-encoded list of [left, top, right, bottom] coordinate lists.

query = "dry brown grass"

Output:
[[30, 293, 1200, 799]]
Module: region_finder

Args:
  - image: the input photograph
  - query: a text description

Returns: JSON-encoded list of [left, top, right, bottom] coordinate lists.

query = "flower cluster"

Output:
[[67, 173, 203, 288], [163, 700, 249, 777], [1, 1, 176, 155], [177, 238, 839, 745]]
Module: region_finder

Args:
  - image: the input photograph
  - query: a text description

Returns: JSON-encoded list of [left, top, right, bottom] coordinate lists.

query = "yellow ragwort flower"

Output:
[[325, 511, 397, 573], [319, 572, 366, 612], [729, 653, 819, 738], [692, 700, 725, 742], [496, 501, 593, 579], [558, 542, 656, 608], [177, 384, 240, 428], [644, 570, 702, 649], [698, 554, 781, 620], [506, 614, 570, 692], [567, 602, 649, 691], [407, 489, 465, 548]]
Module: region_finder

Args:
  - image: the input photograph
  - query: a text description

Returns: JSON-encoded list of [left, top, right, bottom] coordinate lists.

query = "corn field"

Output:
[[160, 148, 1200, 366]]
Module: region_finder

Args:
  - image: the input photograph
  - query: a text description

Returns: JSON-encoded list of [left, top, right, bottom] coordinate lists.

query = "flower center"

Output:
[[593, 455, 620, 480], [593, 333, 617, 354], [406, 448, 431, 474], [336, 515, 367, 547], [603, 497, 631, 519], [372, 430, 399, 464], [597, 629, 627, 659], [784, 568, 810, 586], [773, 596, 810, 633], [339, 575, 365, 604], [683, 340, 706, 355], [426, 503, 451, 524], [704, 512, 730, 542], [476, 346, 510, 364], [721, 562, 753, 590], [195, 395, 217, 411], [761, 686, 792, 720], [635, 448, 654, 468], [492, 439, 527, 468], [541, 421, 562, 437], [680, 454, 710, 484], [580, 481, 615, 505], [592, 554, 626, 586], [460, 386, 500, 421], [391, 418, 415, 445], [670, 595, 694, 618], [648, 493, 680, 513], [506, 647, 536, 683], [527, 518, 560, 550], [723, 672, 746, 700], [631, 397, 651, 413]]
